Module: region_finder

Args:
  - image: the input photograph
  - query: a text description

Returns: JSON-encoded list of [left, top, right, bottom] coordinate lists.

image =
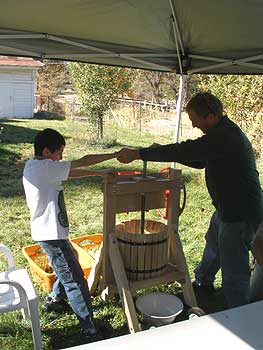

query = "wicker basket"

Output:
[[115, 220, 168, 281], [22, 234, 102, 292]]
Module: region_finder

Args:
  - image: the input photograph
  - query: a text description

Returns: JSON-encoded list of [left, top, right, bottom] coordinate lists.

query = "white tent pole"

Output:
[[171, 74, 186, 169], [168, 0, 185, 55]]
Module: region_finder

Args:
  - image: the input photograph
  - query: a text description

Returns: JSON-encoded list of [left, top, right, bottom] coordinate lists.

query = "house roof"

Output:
[[0, 56, 43, 67]]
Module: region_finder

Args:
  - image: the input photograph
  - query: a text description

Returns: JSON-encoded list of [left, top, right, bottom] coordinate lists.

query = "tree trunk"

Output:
[[143, 72, 163, 104], [97, 115, 104, 140]]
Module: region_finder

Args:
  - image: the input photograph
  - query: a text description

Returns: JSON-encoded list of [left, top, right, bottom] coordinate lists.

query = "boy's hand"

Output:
[[95, 169, 117, 178]]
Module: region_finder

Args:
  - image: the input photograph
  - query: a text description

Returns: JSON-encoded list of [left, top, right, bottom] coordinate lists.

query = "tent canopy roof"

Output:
[[1, 0, 263, 74]]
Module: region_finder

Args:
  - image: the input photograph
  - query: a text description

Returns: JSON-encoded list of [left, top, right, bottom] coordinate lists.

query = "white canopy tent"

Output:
[[1, 0, 263, 75], [1, 0, 263, 138]]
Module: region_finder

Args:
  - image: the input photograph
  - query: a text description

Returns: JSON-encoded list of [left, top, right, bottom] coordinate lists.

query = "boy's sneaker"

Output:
[[81, 320, 97, 338], [42, 296, 71, 313]]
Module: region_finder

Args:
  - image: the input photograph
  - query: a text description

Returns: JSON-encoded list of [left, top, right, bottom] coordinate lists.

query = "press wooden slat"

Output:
[[150, 232, 158, 278], [109, 235, 140, 333], [137, 233, 146, 281], [144, 229, 153, 280]]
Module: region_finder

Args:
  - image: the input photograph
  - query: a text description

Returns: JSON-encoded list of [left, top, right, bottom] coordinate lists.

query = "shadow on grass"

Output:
[[42, 303, 129, 350], [44, 322, 128, 350], [0, 121, 40, 197], [0, 119, 39, 144], [176, 286, 227, 319]]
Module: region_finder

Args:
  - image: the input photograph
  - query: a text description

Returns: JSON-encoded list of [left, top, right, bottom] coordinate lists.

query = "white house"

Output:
[[0, 56, 43, 118]]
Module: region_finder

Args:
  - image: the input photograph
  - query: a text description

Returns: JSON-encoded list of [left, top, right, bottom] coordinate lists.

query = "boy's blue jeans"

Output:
[[39, 239, 93, 329], [194, 211, 254, 308]]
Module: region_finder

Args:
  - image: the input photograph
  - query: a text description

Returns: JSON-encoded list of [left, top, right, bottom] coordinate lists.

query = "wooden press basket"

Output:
[[115, 219, 168, 281]]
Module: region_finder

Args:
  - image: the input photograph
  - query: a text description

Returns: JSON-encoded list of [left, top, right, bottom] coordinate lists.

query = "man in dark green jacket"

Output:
[[116, 92, 263, 308]]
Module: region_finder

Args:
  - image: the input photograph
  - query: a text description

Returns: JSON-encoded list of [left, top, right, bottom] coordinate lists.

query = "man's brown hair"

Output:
[[186, 92, 223, 118]]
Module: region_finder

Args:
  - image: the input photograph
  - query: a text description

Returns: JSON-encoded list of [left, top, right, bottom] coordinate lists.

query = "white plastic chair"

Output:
[[0, 243, 42, 350]]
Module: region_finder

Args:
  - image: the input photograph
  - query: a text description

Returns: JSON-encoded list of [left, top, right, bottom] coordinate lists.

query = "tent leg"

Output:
[[172, 74, 187, 168]]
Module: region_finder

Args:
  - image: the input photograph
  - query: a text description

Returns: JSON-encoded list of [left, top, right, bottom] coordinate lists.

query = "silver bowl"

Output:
[[136, 292, 184, 327]]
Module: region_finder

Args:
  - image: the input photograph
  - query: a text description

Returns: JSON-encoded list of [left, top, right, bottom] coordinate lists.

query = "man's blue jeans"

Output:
[[39, 239, 93, 329], [194, 211, 254, 308]]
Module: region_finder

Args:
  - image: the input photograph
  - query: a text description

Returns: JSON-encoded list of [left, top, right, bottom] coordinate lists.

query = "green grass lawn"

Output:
[[0, 118, 261, 349]]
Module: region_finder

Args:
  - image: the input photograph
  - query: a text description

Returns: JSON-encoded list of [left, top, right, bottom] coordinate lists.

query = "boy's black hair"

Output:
[[34, 128, 65, 156]]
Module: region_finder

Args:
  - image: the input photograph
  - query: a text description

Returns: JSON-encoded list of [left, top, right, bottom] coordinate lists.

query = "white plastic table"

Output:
[[65, 301, 263, 350]]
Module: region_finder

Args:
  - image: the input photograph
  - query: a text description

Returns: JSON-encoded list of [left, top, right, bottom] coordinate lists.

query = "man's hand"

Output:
[[116, 148, 140, 164]]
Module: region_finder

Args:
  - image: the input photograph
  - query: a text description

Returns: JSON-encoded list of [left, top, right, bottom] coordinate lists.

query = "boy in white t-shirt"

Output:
[[23, 128, 116, 338]]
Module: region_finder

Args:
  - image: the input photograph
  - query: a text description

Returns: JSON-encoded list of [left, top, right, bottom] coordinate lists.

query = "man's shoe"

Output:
[[42, 296, 71, 313], [81, 319, 97, 338], [192, 280, 215, 294]]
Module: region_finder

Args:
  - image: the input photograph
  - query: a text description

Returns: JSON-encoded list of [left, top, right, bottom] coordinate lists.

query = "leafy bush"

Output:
[[88, 136, 119, 149], [191, 75, 263, 158]]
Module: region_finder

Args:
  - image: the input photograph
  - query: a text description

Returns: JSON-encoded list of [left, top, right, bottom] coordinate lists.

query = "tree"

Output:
[[143, 71, 164, 103], [37, 61, 71, 116], [68, 63, 136, 139], [128, 71, 180, 105], [37, 60, 70, 97], [162, 72, 180, 101], [191, 74, 263, 157]]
